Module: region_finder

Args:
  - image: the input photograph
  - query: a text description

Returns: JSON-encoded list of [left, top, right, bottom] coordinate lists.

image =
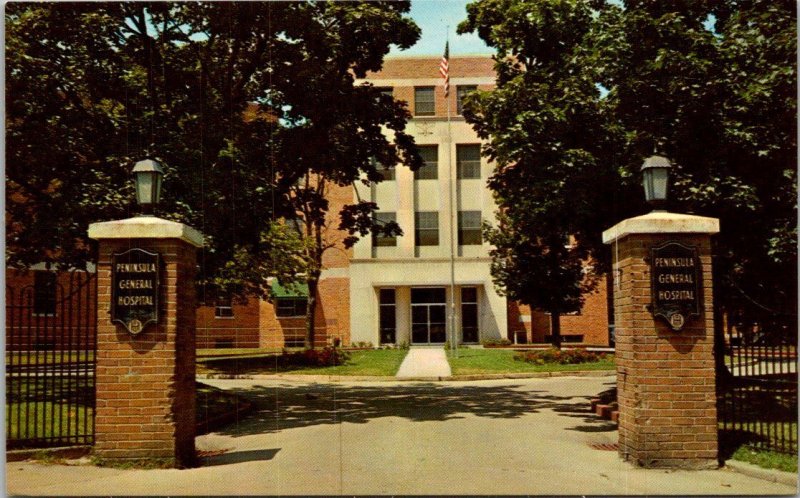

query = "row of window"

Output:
[[373, 211, 482, 247], [379, 85, 477, 117], [377, 144, 481, 181], [214, 296, 308, 319]]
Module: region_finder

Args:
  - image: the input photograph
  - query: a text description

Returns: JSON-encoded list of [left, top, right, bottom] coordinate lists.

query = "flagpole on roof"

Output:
[[441, 30, 458, 358]]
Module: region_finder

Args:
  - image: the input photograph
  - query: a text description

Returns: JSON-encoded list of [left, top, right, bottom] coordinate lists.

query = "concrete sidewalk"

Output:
[[395, 347, 451, 378], [6, 376, 797, 496]]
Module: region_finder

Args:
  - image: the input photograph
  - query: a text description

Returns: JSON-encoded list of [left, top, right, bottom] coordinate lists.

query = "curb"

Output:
[[724, 460, 798, 487], [198, 370, 616, 383]]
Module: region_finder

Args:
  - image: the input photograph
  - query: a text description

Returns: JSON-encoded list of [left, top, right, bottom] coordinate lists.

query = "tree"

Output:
[[459, 0, 797, 340], [6, 2, 422, 349], [458, 0, 633, 347]]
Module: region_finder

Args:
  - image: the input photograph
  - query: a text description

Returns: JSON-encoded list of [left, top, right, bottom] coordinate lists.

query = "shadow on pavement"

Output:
[[554, 380, 618, 433], [201, 448, 281, 467], [211, 380, 617, 437]]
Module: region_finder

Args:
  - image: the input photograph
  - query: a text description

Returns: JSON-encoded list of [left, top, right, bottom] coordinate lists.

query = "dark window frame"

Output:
[[458, 211, 483, 245], [214, 294, 234, 318], [276, 298, 308, 318], [373, 212, 398, 247], [456, 144, 481, 179], [457, 85, 478, 115], [33, 271, 57, 316], [414, 145, 438, 180], [415, 212, 439, 247], [414, 86, 435, 116], [379, 288, 397, 344]]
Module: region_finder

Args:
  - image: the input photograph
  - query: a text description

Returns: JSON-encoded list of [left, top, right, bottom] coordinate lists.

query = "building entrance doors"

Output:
[[411, 287, 447, 344]]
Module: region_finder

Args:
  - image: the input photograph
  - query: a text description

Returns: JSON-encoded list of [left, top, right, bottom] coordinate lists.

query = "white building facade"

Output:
[[346, 56, 506, 346]]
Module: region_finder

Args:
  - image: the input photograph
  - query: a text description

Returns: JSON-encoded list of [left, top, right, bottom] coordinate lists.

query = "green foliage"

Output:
[[350, 341, 374, 349], [279, 347, 351, 368], [459, 0, 797, 330], [447, 348, 615, 375], [513, 348, 607, 365], [6, 3, 421, 309], [199, 348, 406, 376], [732, 446, 798, 473], [482, 338, 513, 347]]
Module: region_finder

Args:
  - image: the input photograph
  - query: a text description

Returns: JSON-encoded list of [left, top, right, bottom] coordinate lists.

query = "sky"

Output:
[[391, 0, 494, 57]]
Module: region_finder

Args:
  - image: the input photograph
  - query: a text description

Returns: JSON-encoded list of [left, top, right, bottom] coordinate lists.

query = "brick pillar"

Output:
[[603, 212, 719, 469], [88, 217, 203, 468]]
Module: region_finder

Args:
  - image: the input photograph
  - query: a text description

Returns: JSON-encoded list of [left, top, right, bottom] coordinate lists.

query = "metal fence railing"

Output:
[[717, 321, 798, 455], [6, 271, 97, 449]]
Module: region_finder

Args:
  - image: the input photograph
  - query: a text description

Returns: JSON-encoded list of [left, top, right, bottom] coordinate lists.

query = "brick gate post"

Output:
[[603, 211, 719, 469], [88, 217, 203, 467]]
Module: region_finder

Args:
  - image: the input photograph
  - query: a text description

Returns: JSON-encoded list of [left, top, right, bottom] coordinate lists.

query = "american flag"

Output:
[[439, 41, 449, 97]]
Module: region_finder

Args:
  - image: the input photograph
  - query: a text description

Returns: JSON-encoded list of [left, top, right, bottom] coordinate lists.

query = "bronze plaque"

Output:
[[111, 248, 160, 335], [651, 242, 701, 331]]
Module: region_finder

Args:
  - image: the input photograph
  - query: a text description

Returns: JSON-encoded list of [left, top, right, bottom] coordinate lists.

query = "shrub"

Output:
[[483, 338, 513, 347], [279, 347, 350, 367], [350, 341, 374, 349], [514, 348, 606, 365]]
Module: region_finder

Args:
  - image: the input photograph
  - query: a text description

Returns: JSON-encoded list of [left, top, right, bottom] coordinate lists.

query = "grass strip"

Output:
[[199, 348, 408, 376], [732, 446, 798, 473], [447, 348, 615, 375]]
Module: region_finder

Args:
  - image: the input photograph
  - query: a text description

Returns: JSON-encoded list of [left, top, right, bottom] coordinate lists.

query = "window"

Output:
[[376, 86, 393, 99], [214, 294, 233, 318], [379, 166, 395, 181], [276, 298, 307, 317], [373, 212, 397, 247], [415, 212, 439, 246], [414, 145, 438, 180], [33, 271, 57, 315], [379, 289, 396, 344], [458, 211, 482, 245], [414, 86, 435, 116], [370, 157, 395, 181], [457, 144, 481, 179], [457, 85, 477, 115], [461, 287, 479, 343]]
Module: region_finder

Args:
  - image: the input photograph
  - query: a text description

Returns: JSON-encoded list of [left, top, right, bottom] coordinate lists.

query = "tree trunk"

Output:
[[551, 311, 562, 350], [304, 272, 319, 350]]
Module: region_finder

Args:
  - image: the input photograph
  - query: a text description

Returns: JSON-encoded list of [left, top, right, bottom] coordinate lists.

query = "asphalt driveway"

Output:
[[6, 375, 796, 495]]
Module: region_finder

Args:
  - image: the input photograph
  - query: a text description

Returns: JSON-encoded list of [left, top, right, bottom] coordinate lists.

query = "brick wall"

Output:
[[506, 276, 612, 347], [94, 238, 196, 467], [6, 268, 97, 351], [196, 298, 260, 349], [613, 233, 717, 469]]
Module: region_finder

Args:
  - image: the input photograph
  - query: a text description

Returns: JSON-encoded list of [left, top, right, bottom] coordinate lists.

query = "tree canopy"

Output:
[[6, 2, 420, 310], [459, 0, 797, 333]]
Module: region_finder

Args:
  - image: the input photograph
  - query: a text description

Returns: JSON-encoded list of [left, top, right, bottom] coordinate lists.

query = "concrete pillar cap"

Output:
[[88, 216, 204, 247], [602, 211, 719, 245]]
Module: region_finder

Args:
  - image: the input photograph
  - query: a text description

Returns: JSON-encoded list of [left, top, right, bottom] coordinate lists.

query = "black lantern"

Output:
[[132, 159, 164, 215], [641, 155, 671, 211]]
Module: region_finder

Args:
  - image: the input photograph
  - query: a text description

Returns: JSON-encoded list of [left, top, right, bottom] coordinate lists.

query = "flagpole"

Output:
[[443, 33, 458, 359]]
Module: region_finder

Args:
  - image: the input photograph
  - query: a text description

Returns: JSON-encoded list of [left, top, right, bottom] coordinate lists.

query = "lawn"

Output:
[[447, 348, 616, 376], [6, 401, 93, 446], [198, 348, 409, 377], [731, 445, 798, 473]]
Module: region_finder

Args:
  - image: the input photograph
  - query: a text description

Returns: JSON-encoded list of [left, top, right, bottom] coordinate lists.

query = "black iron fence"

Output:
[[717, 318, 797, 455], [6, 271, 97, 449]]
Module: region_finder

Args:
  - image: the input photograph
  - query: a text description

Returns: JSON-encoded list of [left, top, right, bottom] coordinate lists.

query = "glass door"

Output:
[[411, 287, 447, 344]]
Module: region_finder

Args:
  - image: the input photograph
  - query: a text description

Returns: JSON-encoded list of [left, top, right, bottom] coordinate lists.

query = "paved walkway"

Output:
[[395, 346, 451, 378], [6, 376, 796, 496]]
